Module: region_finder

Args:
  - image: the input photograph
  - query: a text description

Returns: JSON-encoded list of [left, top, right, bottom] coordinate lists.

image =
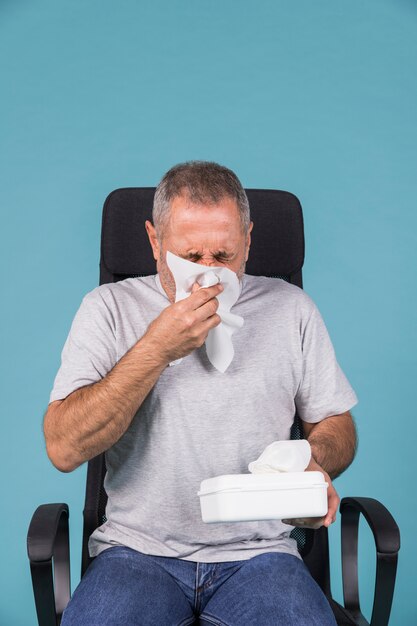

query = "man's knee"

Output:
[[61, 547, 195, 626]]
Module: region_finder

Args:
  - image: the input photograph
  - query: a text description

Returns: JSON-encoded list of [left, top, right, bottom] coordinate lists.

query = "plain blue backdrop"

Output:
[[1, 1, 416, 624]]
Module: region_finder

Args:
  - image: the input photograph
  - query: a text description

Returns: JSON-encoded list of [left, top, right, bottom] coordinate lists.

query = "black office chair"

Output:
[[27, 188, 400, 626]]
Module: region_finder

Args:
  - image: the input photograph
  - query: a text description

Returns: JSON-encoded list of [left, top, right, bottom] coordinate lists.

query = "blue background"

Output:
[[1, 1, 416, 624]]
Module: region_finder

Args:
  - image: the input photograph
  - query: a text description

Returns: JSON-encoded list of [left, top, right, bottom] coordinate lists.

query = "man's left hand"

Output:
[[281, 457, 340, 530]]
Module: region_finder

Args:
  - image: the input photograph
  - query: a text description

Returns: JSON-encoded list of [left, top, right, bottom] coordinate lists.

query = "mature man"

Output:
[[44, 161, 358, 625]]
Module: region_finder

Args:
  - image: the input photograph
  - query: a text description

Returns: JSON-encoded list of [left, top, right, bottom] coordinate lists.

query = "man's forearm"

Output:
[[306, 414, 358, 479], [44, 334, 168, 472]]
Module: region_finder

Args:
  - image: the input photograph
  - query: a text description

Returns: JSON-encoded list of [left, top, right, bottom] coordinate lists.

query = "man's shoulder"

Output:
[[242, 274, 316, 313], [81, 275, 158, 309]]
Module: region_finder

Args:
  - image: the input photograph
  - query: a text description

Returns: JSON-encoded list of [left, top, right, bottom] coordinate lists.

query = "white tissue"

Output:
[[165, 250, 244, 373], [248, 440, 312, 474]]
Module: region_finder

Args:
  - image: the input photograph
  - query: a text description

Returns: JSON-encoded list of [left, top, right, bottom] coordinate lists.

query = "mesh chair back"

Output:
[[81, 188, 330, 596]]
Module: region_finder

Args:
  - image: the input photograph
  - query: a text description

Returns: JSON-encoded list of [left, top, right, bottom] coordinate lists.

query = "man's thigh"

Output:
[[199, 552, 336, 626], [61, 546, 196, 626]]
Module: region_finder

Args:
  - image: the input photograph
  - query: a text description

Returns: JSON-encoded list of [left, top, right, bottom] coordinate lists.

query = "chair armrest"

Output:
[[27, 503, 71, 626], [340, 497, 400, 626]]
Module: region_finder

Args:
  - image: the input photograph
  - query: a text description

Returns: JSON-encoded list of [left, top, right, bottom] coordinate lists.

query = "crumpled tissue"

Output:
[[248, 440, 312, 473]]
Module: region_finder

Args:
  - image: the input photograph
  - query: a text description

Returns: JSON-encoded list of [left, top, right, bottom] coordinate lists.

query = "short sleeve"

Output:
[[49, 289, 117, 403], [295, 301, 358, 423]]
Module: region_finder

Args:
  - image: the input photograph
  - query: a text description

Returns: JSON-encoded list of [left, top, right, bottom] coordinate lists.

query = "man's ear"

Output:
[[245, 221, 254, 261], [145, 220, 161, 261]]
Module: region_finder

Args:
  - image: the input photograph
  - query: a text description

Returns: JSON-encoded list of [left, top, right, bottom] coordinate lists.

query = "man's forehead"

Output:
[[173, 236, 237, 253], [168, 208, 241, 234], [167, 215, 241, 243], [164, 195, 244, 250], [166, 228, 240, 255]]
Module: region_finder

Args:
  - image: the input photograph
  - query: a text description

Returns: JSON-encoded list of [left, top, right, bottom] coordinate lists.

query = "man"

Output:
[[44, 161, 358, 625]]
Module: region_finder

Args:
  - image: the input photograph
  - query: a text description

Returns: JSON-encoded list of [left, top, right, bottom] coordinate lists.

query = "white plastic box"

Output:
[[197, 472, 328, 523]]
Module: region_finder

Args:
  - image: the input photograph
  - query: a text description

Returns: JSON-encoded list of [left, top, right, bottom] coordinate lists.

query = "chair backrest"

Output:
[[81, 187, 331, 596]]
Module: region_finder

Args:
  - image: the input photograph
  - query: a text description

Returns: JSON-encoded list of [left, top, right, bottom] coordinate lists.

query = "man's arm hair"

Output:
[[301, 411, 358, 479], [43, 334, 168, 473]]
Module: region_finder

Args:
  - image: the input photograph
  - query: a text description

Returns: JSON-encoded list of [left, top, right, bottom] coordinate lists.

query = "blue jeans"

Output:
[[61, 546, 336, 625]]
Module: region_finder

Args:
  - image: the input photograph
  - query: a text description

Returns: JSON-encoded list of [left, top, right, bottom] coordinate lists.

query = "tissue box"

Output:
[[197, 472, 328, 523]]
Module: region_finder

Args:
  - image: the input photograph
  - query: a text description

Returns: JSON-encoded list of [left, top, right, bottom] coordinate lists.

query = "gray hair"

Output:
[[152, 161, 250, 240]]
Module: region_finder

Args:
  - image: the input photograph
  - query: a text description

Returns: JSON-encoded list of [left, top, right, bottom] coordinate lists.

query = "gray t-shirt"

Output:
[[49, 273, 358, 562]]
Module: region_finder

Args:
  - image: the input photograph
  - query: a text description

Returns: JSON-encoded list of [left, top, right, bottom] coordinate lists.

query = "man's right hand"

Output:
[[143, 282, 224, 364]]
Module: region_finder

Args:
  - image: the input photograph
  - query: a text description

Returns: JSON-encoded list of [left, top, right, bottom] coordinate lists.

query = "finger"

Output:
[[194, 311, 222, 336], [327, 497, 339, 518], [181, 283, 223, 324], [282, 517, 324, 529], [324, 510, 338, 526], [188, 297, 221, 325], [185, 283, 223, 311], [310, 517, 325, 529], [324, 505, 336, 525], [324, 489, 339, 526]]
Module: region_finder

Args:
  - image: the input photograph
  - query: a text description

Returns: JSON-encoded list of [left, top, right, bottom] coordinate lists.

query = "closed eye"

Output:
[[182, 253, 233, 262]]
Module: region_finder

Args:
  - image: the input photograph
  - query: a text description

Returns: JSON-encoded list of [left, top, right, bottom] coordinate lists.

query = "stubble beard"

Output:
[[157, 252, 177, 303]]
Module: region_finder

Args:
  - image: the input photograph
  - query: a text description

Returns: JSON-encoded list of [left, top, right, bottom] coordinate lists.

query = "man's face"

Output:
[[145, 193, 253, 303]]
